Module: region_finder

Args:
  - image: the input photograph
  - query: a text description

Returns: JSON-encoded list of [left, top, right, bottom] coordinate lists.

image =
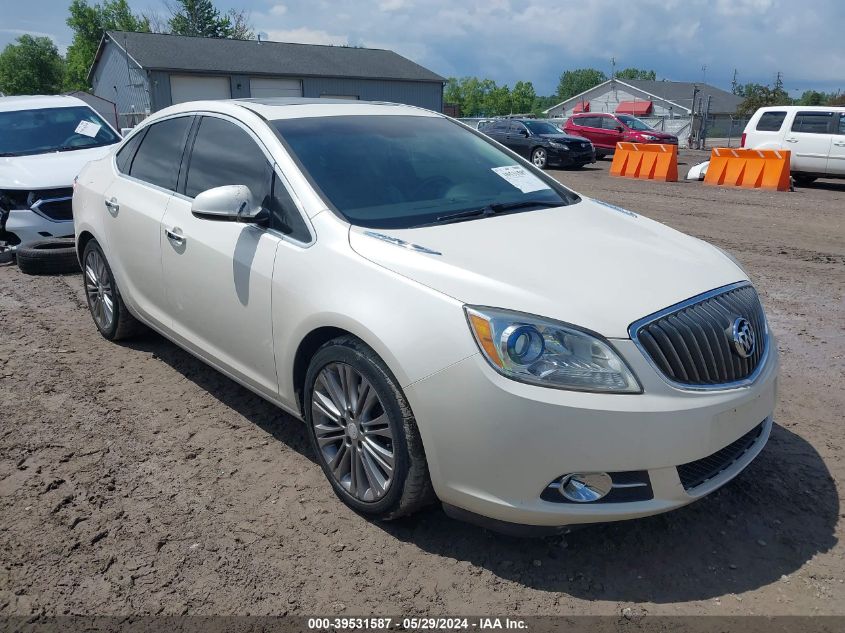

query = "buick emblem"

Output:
[[731, 317, 756, 358]]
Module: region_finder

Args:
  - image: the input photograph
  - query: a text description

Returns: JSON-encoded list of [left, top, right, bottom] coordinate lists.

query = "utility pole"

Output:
[[731, 69, 738, 94], [701, 64, 707, 85], [610, 56, 616, 79]]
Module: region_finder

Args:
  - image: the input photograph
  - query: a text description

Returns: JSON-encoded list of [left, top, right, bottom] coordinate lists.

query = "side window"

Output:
[[791, 111, 834, 134], [578, 116, 595, 128], [184, 116, 272, 208], [115, 129, 146, 174], [487, 121, 508, 134], [269, 173, 311, 242], [603, 116, 622, 130], [838, 115, 845, 135], [756, 111, 786, 132], [511, 122, 527, 134], [129, 117, 193, 191]]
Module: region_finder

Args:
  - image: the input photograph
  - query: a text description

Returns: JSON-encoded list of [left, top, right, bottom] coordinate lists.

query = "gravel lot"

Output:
[[1, 151, 844, 618]]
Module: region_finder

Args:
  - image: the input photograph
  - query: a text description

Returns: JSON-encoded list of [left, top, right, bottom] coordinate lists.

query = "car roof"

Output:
[[755, 105, 845, 112], [0, 94, 89, 113], [149, 97, 442, 122]]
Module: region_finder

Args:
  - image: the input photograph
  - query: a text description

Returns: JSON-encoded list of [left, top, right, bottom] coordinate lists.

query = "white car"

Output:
[[73, 99, 778, 534], [742, 105, 845, 184], [0, 95, 121, 247]]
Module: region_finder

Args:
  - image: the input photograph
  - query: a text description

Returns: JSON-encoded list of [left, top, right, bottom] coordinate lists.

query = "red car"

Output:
[[563, 113, 678, 159]]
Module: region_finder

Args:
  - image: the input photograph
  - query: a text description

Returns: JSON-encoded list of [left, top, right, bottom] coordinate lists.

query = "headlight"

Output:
[[641, 135, 659, 141], [464, 306, 641, 393], [549, 142, 569, 150]]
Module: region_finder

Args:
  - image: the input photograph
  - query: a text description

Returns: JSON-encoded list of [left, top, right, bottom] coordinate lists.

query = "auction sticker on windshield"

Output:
[[74, 120, 102, 138], [491, 165, 550, 193]]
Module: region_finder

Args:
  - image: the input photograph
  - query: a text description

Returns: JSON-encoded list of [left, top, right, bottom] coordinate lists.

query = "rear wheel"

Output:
[[82, 239, 145, 340], [793, 174, 818, 185], [304, 336, 434, 520], [531, 147, 548, 169]]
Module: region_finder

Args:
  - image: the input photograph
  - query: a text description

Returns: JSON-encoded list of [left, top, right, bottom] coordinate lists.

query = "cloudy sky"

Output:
[[2, 0, 843, 96]]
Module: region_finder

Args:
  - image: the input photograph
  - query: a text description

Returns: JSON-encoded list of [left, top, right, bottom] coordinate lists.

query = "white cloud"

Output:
[[266, 27, 348, 46], [269, 4, 287, 16]]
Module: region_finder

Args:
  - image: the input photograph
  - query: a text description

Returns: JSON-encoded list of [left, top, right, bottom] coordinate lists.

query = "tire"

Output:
[[531, 147, 548, 169], [15, 238, 79, 275], [793, 174, 817, 185], [303, 336, 435, 520], [595, 152, 607, 160], [82, 239, 145, 340]]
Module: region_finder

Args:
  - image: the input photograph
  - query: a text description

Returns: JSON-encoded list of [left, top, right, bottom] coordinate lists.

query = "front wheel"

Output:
[[304, 336, 434, 520], [531, 147, 548, 169]]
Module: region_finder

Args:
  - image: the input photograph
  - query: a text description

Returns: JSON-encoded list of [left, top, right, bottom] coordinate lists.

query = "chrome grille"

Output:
[[630, 283, 768, 388]]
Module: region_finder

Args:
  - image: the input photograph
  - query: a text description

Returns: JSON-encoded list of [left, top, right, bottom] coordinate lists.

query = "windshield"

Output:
[[0, 106, 120, 157], [523, 120, 563, 135], [272, 115, 576, 229], [616, 115, 653, 131]]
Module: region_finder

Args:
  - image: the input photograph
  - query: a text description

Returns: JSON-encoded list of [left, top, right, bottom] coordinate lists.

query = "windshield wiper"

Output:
[[418, 199, 562, 227]]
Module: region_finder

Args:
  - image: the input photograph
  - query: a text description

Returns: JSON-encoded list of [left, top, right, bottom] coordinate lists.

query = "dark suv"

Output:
[[481, 119, 595, 169]]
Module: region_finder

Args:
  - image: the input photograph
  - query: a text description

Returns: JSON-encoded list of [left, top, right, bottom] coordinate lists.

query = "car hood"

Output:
[[0, 145, 115, 189], [348, 197, 745, 338], [539, 133, 590, 143]]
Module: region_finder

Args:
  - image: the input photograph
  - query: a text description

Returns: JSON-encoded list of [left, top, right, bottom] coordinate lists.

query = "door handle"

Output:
[[784, 138, 799, 143], [104, 197, 119, 214], [833, 141, 845, 147], [164, 227, 185, 245]]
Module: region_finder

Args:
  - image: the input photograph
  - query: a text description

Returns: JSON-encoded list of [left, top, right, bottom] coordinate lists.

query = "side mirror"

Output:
[[616, 126, 624, 132], [191, 185, 268, 224]]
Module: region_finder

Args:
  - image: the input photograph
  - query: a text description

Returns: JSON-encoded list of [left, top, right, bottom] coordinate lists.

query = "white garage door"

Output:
[[250, 78, 303, 98], [170, 75, 231, 104]]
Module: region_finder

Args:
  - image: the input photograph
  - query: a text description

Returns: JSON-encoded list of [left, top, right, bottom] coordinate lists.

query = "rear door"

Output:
[[102, 115, 194, 328], [784, 111, 834, 173], [160, 114, 284, 397], [573, 116, 605, 148], [828, 113, 845, 175]]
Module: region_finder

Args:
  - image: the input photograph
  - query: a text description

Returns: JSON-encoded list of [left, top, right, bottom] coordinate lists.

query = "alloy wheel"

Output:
[[311, 362, 396, 502], [533, 148, 547, 167], [84, 249, 114, 332]]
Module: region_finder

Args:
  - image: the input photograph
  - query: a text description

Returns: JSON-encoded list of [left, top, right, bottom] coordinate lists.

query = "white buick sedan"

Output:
[[73, 99, 778, 534]]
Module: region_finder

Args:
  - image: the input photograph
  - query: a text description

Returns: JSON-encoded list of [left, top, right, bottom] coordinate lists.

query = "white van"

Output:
[[741, 106, 845, 184]]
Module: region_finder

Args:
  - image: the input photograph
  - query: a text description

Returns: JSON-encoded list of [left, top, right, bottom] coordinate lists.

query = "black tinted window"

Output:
[[756, 112, 786, 131], [838, 115, 845, 135], [270, 174, 310, 242], [791, 112, 834, 134], [185, 117, 272, 205], [486, 121, 509, 133], [602, 116, 621, 130], [129, 117, 192, 191], [115, 130, 145, 174]]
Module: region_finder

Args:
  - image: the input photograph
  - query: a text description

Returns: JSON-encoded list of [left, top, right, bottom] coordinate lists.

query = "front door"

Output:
[[160, 114, 281, 396], [827, 113, 845, 176], [102, 115, 194, 328], [505, 121, 532, 158], [784, 110, 834, 173]]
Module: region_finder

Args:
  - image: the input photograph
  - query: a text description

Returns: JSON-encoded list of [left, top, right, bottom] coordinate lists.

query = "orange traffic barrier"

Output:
[[609, 142, 678, 182], [704, 147, 791, 191]]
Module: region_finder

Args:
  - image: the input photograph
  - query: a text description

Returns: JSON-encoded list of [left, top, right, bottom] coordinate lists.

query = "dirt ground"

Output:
[[1, 150, 844, 619]]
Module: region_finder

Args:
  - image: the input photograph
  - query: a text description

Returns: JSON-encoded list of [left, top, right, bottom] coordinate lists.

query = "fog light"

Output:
[[559, 472, 613, 502]]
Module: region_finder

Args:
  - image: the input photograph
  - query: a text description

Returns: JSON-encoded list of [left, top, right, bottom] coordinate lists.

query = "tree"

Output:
[[828, 93, 845, 106], [614, 68, 656, 81], [65, 0, 150, 91], [0, 35, 65, 95], [797, 90, 826, 106], [556, 68, 607, 101], [168, 0, 253, 39], [511, 81, 537, 114], [736, 82, 791, 116]]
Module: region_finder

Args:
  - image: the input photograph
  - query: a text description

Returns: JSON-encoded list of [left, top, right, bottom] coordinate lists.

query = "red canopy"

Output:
[[616, 100, 653, 115], [573, 101, 590, 113]]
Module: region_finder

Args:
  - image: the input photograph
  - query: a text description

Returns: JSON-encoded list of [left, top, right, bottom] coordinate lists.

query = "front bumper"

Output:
[[1, 208, 74, 247], [404, 336, 778, 527], [548, 146, 596, 166]]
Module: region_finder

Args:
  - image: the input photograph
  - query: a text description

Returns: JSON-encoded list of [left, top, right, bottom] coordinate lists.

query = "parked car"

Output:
[[74, 99, 777, 534], [564, 113, 678, 159], [482, 118, 595, 169], [741, 106, 845, 184], [0, 95, 121, 248]]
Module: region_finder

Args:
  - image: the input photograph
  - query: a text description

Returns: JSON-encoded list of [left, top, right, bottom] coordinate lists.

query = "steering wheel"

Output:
[[411, 175, 452, 200]]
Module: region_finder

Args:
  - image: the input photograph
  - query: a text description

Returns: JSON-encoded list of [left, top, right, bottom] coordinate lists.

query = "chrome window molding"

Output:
[[628, 281, 771, 392]]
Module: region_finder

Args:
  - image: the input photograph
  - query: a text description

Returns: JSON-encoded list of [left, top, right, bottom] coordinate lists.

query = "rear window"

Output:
[[756, 112, 786, 132], [791, 111, 834, 134], [129, 116, 193, 191]]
